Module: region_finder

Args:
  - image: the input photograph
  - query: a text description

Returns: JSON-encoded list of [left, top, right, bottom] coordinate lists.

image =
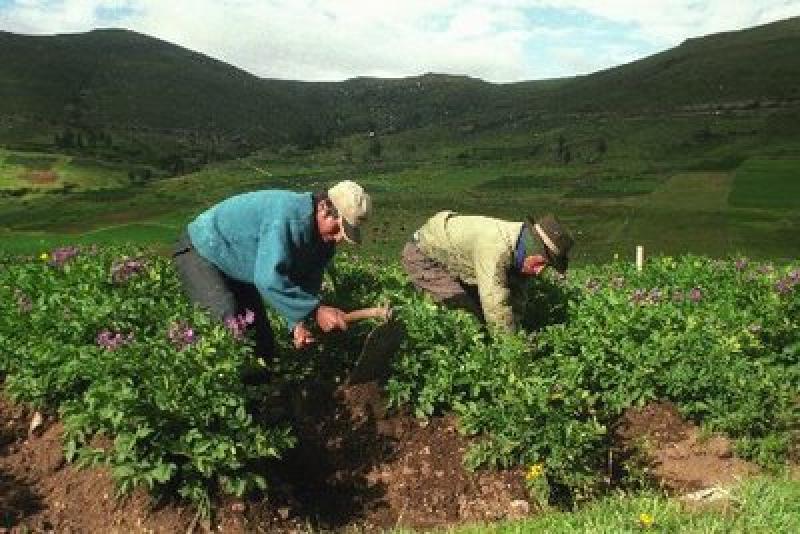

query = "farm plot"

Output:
[[0, 149, 133, 193], [728, 158, 800, 210], [0, 246, 797, 531]]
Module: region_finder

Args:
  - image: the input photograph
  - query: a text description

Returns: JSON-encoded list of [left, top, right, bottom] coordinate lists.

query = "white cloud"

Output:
[[530, 0, 800, 45], [0, 0, 797, 81]]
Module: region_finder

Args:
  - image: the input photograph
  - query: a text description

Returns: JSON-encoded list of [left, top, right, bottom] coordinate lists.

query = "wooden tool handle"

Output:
[[344, 307, 391, 323]]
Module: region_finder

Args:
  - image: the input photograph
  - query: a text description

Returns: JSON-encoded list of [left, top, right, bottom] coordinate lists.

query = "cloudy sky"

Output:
[[1, 0, 798, 82]]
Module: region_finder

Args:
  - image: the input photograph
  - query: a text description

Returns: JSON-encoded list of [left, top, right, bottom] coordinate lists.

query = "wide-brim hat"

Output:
[[328, 180, 372, 244], [527, 214, 574, 274]]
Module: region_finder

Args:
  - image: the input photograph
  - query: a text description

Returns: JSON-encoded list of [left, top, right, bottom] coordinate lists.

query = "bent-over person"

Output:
[[401, 211, 573, 332], [173, 180, 371, 356]]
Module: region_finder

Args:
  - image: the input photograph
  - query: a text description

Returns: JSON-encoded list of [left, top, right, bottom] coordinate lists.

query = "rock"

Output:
[[508, 499, 530, 518], [28, 411, 44, 437]]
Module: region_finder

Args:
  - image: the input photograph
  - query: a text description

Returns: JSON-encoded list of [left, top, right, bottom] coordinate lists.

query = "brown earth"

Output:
[[613, 401, 760, 492], [0, 385, 529, 533], [24, 170, 59, 185], [1, 394, 765, 533]]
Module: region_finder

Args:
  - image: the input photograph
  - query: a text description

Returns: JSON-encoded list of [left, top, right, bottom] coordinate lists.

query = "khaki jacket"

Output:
[[417, 211, 528, 331]]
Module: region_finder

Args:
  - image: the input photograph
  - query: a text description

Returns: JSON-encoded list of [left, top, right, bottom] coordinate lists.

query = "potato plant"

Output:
[[0, 245, 797, 512], [0, 246, 294, 513]]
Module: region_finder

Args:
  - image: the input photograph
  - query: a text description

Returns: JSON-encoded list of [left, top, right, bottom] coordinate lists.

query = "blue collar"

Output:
[[515, 223, 529, 271]]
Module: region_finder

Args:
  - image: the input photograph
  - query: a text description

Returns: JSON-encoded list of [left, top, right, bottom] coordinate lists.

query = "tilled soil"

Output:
[[1, 392, 766, 533], [0, 384, 529, 533]]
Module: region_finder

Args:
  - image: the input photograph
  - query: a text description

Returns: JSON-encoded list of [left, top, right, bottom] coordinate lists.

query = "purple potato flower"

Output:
[[734, 258, 748, 271], [688, 287, 703, 302], [630, 289, 648, 305], [96, 329, 134, 351], [775, 278, 794, 295], [111, 258, 146, 284], [225, 309, 256, 340], [48, 246, 80, 268], [168, 321, 198, 350]]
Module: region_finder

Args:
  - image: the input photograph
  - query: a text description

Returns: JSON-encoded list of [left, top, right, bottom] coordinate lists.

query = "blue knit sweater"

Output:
[[187, 190, 334, 331]]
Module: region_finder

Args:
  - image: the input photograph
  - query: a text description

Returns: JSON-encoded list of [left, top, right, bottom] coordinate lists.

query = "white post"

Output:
[[636, 245, 644, 272]]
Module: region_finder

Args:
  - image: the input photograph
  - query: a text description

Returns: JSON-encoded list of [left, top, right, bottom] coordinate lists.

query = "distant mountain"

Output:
[[0, 29, 324, 145], [511, 16, 800, 113], [0, 17, 798, 146]]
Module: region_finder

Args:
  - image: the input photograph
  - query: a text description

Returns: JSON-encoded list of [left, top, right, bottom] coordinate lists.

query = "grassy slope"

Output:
[[1, 19, 799, 261], [514, 17, 800, 114], [1, 111, 799, 263], [0, 29, 312, 143], [1, 17, 799, 147]]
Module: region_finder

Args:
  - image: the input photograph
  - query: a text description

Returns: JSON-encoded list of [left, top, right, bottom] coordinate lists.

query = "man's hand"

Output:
[[315, 305, 348, 333], [292, 322, 316, 349]]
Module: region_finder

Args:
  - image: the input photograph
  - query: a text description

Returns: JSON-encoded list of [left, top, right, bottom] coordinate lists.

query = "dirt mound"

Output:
[[614, 401, 760, 492], [0, 396, 194, 533], [1, 385, 530, 533]]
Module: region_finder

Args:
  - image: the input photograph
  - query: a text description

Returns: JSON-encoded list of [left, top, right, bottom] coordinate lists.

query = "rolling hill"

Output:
[[0, 16, 798, 150]]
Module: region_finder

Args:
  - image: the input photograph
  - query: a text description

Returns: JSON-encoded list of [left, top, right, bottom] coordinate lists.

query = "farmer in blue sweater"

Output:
[[172, 181, 371, 356]]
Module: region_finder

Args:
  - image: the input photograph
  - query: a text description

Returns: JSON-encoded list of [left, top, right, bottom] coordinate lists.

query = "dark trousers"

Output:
[[172, 232, 275, 359], [400, 241, 485, 321]]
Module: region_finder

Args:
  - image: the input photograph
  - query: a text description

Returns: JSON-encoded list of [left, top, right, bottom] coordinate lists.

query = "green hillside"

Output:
[[509, 16, 800, 113], [1, 16, 799, 149], [1, 17, 799, 263], [0, 29, 319, 144]]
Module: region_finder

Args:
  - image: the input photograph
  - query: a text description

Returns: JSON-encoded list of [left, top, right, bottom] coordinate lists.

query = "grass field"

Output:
[[0, 116, 798, 534], [0, 114, 799, 264], [0, 148, 134, 193], [729, 158, 800, 209]]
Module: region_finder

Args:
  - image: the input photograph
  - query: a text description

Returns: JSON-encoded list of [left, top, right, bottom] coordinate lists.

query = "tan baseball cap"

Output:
[[328, 180, 371, 244]]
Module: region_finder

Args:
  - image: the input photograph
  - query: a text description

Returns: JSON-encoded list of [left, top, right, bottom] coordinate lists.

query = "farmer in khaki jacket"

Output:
[[401, 211, 574, 332]]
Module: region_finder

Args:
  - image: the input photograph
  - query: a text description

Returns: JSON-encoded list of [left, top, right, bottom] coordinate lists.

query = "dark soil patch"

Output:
[[2, 391, 770, 532], [0, 384, 530, 533]]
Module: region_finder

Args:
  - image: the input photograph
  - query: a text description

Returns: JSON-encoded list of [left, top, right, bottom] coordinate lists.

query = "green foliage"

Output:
[[3, 153, 58, 169], [326, 253, 799, 500], [378, 255, 799, 499], [0, 245, 797, 514], [0, 245, 294, 515]]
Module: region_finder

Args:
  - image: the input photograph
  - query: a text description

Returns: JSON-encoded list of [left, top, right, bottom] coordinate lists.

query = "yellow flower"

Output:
[[526, 463, 544, 481], [40, 252, 49, 261], [638, 512, 654, 528]]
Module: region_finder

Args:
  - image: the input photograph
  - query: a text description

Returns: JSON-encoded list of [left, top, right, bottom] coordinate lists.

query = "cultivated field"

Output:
[[1, 111, 799, 532]]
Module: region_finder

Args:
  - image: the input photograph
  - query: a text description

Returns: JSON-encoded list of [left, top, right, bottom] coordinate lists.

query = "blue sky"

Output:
[[1, 1, 798, 82]]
